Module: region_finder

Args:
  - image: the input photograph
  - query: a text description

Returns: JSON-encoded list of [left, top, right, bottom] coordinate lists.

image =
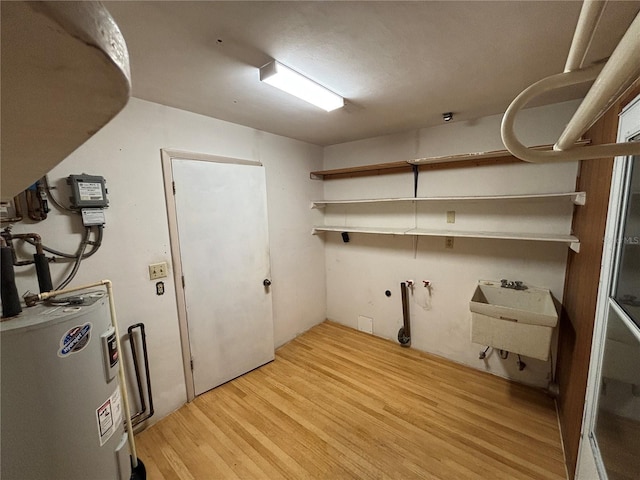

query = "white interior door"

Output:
[[171, 157, 274, 396]]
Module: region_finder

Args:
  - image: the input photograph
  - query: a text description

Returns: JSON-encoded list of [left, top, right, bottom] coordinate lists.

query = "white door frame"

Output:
[[161, 148, 262, 402]]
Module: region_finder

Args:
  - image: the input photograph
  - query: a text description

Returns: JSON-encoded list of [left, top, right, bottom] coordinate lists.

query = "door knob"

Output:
[[263, 279, 272, 287]]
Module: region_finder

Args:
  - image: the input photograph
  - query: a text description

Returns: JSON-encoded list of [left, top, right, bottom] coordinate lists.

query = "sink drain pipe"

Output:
[[397, 282, 411, 347]]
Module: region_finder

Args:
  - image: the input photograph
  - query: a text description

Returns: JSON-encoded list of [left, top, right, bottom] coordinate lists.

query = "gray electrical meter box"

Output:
[[68, 174, 109, 209]]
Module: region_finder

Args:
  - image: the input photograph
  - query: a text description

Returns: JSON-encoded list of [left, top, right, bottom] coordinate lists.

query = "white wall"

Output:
[[6, 97, 583, 418], [321, 100, 581, 388], [324, 99, 583, 169], [9, 98, 326, 422]]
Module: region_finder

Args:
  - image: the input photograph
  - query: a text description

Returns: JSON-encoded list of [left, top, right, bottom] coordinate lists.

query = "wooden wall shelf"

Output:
[[310, 161, 412, 180], [310, 141, 590, 180]]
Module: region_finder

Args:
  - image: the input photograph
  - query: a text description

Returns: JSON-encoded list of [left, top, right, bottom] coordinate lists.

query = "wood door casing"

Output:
[[557, 82, 640, 478]]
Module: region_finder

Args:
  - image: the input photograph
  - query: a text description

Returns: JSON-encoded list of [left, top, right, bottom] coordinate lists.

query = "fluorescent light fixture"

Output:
[[260, 61, 344, 112]]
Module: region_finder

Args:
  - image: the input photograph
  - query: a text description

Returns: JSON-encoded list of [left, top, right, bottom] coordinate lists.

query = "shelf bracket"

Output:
[[573, 192, 587, 205], [570, 241, 581, 253]]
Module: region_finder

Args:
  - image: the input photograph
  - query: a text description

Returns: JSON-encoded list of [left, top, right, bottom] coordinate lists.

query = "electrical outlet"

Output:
[[445, 237, 454, 249], [446, 211, 455, 223], [149, 262, 168, 280]]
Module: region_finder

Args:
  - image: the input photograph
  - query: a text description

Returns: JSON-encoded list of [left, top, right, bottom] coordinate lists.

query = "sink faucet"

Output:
[[500, 279, 528, 290]]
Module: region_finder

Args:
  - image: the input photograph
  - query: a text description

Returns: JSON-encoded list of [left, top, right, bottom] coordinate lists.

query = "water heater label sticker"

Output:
[[58, 323, 92, 357], [96, 398, 114, 446], [96, 388, 122, 446], [78, 182, 104, 201]]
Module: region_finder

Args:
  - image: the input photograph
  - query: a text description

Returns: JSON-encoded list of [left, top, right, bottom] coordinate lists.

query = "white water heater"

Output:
[[1, 291, 130, 479]]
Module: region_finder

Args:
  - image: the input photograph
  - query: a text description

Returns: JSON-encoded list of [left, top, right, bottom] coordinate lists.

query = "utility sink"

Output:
[[469, 280, 558, 361], [470, 280, 558, 327]]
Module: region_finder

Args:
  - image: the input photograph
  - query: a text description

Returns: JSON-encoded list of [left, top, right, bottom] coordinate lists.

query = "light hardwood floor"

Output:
[[135, 321, 567, 479]]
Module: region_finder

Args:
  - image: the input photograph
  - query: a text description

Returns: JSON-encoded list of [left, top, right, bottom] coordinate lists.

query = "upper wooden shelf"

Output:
[[310, 141, 590, 180], [311, 160, 411, 179]]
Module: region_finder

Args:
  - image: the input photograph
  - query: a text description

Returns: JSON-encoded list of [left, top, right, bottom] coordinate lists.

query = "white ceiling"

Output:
[[104, 1, 640, 146]]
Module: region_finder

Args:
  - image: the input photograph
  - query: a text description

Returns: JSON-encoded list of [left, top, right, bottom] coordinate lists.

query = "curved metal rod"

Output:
[[556, 12, 640, 150], [564, 1, 607, 73], [501, 64, 640, 163], [502, 9, 640, 163]]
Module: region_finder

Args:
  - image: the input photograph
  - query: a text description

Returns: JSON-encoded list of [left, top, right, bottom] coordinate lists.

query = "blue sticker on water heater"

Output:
[[58, 323, 92, 357]]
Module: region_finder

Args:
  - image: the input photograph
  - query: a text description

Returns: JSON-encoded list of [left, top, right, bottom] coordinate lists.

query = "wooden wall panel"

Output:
[[557, 83, 640, 478]]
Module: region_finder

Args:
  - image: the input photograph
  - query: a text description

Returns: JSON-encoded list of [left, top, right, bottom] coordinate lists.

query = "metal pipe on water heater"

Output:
[[2, 232, 54, 293], [0, 237, 22, 318]]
